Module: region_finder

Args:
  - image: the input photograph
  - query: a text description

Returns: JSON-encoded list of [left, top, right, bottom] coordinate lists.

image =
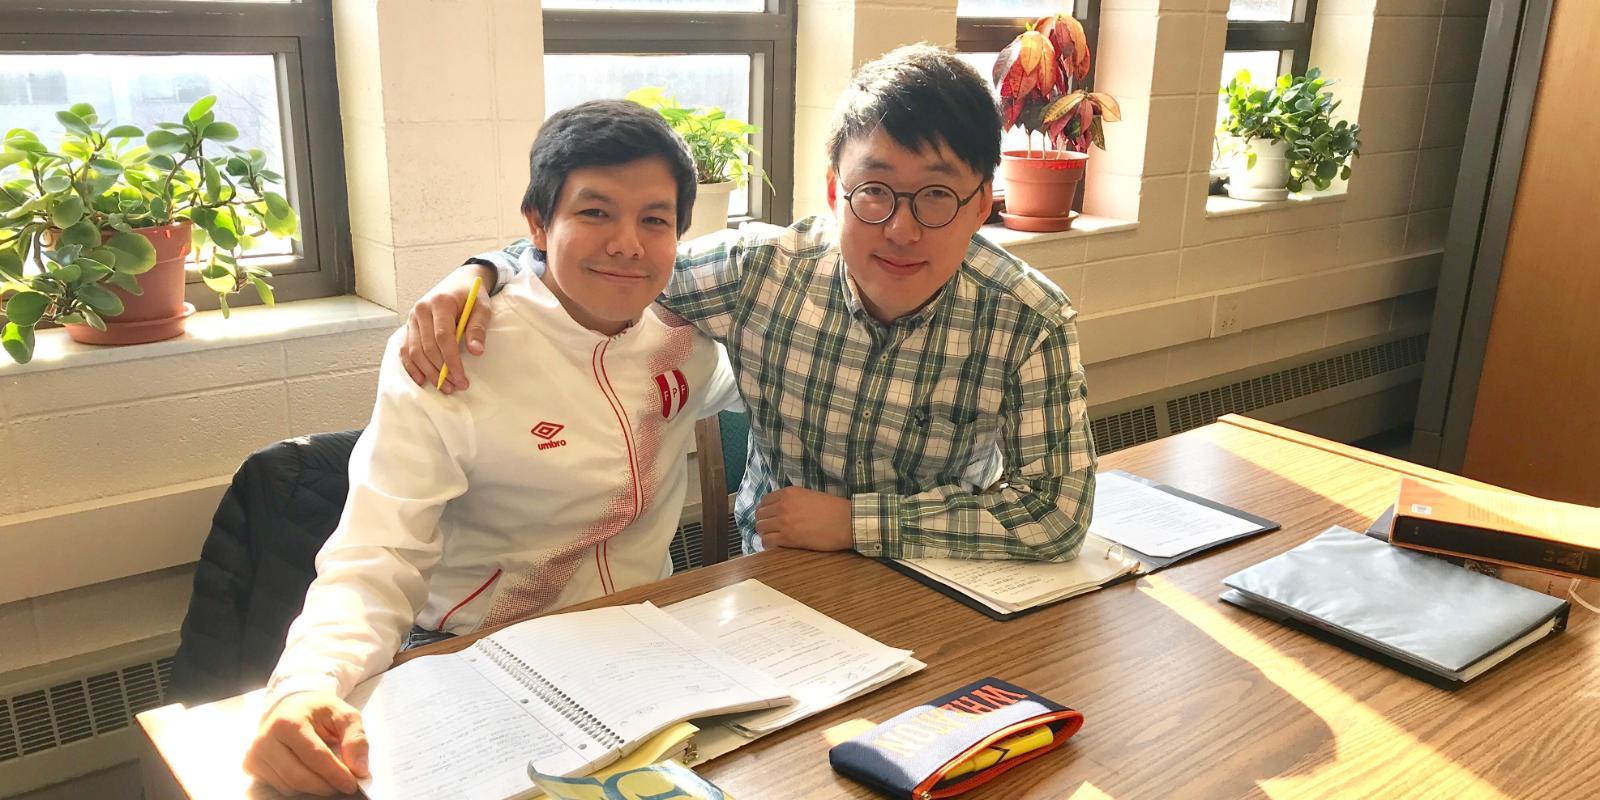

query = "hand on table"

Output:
[[244, 691, 369, 797]]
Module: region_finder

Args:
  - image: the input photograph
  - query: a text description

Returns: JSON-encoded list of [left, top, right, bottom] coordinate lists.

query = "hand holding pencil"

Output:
[[436, 276, 483, 390]]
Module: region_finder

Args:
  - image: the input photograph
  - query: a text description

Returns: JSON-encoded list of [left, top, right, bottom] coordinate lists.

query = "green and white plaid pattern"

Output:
[[479, 216, 1095, 560]]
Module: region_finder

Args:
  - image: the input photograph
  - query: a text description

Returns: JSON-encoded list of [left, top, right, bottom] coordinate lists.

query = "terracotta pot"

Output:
[[65, 222, 195, 346], [684, 180, 737, 241], [997, 150, 1088, 232]]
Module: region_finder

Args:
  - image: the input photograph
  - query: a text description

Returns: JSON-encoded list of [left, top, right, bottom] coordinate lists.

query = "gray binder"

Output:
[[1221, 526, 1569, 686]]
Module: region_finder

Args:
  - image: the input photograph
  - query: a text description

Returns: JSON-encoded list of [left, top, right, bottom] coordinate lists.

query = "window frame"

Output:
[[0, 0, 351, 311], [1224, 0, 1320, 78], [543, 0, 796, 227], [956, 1, 1099, 64]]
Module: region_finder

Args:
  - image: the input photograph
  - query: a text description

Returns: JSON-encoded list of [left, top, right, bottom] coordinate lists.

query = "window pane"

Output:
[[1218, 49, 1286, 120], [543, 0, 763, 11], [1227, 0, 1295, 22], [0, 53, 295, 259], [957, 0, 1072, 16], [543, 54, 754, 217]]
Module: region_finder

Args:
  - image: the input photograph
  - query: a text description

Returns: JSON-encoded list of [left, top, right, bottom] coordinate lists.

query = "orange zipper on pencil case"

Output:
[[911, 708, 1084, 799]]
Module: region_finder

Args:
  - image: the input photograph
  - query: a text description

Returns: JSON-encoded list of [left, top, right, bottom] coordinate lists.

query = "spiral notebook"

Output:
[[345, 603, 792, 800]]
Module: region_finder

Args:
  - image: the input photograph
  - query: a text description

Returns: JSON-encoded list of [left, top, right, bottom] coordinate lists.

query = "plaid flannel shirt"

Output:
[[474, 216, 1095, 560]]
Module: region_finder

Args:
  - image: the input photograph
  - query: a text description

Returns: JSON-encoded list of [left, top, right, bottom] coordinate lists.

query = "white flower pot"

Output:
[[1227, 139, 1292, 202], [684, 180, 737, 241]]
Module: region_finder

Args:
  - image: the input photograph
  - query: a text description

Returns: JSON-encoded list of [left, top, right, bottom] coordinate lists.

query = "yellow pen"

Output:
[[942, 725, 1054, 781], [436, 276, 483, 390]]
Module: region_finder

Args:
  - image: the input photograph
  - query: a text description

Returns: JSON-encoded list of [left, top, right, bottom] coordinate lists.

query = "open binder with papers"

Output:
[[885, 470, 1279, 620], [886, 535, 1141, 620], [349, 580, 921, 800]]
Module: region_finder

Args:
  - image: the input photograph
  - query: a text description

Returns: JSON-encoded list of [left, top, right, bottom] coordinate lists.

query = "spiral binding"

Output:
[[474, 638, 624, 750]]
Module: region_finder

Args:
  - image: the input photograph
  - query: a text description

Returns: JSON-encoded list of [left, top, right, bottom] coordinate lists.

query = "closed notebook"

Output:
[[829, 678, 1083, 799], [1221, 526, 1569, 686]]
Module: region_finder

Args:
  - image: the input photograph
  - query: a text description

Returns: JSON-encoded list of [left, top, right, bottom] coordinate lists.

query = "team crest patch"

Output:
[[655, 369, 689, 420]]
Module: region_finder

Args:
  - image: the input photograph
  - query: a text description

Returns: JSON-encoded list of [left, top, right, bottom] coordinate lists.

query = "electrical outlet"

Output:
[[1214, 294, 1242, 336]]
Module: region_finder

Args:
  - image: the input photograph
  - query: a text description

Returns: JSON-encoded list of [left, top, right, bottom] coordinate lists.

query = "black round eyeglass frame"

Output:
[[840, 180, 986, 228]]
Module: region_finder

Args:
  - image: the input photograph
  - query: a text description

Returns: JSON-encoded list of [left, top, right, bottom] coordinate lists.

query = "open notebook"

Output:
[[663, 579, 918, 738], [885, 470, 1279, 620], [347, 602, 791, 800], [891, 534, 1141, 619]]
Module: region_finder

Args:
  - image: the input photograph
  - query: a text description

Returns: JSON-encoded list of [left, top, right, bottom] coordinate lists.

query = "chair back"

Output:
[[694, 410, 750, 566]]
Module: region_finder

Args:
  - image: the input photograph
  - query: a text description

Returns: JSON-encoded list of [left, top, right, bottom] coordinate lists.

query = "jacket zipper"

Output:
[[592, 340, 642, 592], [436, 567, 502, 630]]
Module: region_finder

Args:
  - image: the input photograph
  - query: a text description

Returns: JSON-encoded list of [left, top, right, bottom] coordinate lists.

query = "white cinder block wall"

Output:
[[0, 0, 1486, 682]]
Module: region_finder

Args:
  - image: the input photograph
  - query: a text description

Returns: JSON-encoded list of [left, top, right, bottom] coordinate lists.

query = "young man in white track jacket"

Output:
[[244, 100, 738, 797]]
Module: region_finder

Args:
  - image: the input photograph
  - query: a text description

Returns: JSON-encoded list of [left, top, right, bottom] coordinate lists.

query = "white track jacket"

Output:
[[267, 259, 737, 703]]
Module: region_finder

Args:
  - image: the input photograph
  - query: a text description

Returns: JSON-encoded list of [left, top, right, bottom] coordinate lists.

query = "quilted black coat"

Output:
[[169, 430, 362, 705]]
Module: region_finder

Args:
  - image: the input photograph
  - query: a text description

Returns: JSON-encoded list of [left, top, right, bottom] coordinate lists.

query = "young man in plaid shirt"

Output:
[[401, 44, 1096, 562]]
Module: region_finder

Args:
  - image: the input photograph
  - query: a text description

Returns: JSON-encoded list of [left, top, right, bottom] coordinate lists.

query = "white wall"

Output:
[[0, 0, 1488, 678]]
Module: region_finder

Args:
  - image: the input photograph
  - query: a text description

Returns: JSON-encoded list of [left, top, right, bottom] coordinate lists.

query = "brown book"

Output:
[[1390, 478, 1600, 580], [1366, 506, 1573, 598]]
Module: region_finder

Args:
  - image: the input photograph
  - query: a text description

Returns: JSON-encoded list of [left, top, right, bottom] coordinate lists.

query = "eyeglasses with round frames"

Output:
[[840, 180, 986, 228]]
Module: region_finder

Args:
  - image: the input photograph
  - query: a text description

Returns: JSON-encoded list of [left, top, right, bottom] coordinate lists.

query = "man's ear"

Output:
[[973, 180, 994, 224], [825, 169, 840, 218], [525, 210, 549, 251]]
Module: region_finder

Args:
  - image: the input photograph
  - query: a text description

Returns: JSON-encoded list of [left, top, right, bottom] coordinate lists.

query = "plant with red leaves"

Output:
[[993, 14, 1120, 157]]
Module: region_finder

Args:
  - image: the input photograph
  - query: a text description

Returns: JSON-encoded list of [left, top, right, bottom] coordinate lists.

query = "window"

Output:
[[0, 1, 351, 310], [544, 1, 795, 224], [1223, 0, 1319, 84], [1213, 1, 1319, 189]]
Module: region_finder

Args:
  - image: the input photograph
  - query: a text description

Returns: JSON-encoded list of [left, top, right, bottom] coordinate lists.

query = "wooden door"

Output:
[[1462, 0, 1600, 504]]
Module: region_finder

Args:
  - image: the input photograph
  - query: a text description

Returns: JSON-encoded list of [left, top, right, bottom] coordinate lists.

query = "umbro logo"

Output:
[[531, 421, 567, 451]]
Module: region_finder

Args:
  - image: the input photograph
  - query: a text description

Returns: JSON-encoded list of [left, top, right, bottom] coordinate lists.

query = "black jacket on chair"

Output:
[[169, 430, 362, 705]]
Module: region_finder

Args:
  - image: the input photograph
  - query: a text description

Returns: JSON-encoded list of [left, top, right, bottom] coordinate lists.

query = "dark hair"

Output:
[[521, 99, 698, 238], [825, 44, 1003, 182]]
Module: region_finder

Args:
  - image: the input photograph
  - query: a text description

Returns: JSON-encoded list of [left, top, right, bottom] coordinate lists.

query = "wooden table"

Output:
[[137, 415, 1600, 799]]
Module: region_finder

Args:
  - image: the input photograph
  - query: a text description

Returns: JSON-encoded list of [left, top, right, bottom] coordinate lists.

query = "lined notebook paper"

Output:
[[348, 603, 791, 800]]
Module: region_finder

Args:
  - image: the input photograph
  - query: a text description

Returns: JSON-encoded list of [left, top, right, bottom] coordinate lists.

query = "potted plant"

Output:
[[1, 96, 297, 363], [992, 13, 1120, 232], [1219, 68, 1362, 201], [625, 87, 767, 240]]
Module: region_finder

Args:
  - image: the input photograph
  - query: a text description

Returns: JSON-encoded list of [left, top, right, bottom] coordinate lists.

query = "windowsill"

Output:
[[0, 295, 400, 376], [980, 213, 1139, 248], [1205, 190, 1346, 218]]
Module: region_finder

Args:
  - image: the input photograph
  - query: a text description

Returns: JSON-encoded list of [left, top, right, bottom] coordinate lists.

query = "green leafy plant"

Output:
[[993, 14, 1120, 155], [1220, 67, 1362, 192], [624, 87, 767, 188], [1, 96, 298, 362]]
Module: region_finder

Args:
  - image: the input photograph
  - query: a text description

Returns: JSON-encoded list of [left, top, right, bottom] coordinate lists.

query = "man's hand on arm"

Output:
[[244, 692, 369, 797], [400, 264, 496, 394], [755, 487, 854, 552]]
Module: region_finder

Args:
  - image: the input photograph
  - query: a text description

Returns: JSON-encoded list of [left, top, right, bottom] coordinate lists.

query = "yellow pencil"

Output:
[[943, 725, 1054, 781], [436, 276, 483, 389]]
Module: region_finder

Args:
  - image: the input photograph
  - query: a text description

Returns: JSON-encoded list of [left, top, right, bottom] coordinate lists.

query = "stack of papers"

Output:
[[1090, 471, 1273, 564], [896, 535, 1141, 616], [662, 580, 922, 737]]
